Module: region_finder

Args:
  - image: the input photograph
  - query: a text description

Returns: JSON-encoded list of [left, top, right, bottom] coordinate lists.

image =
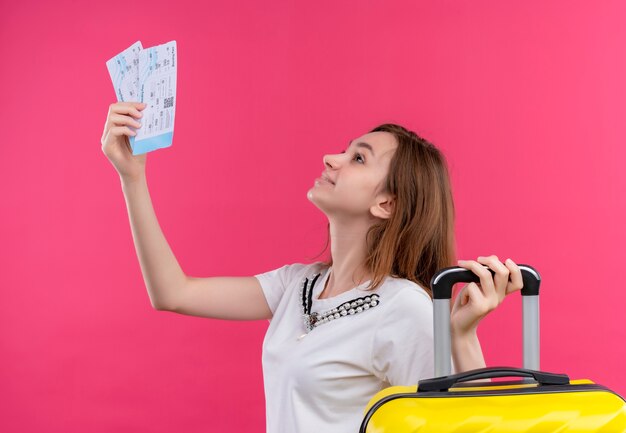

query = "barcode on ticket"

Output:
[[164, 96, 174, 108]]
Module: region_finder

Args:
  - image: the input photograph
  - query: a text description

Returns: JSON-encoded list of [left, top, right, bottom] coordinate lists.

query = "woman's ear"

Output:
[[370, 194, 395, 220]]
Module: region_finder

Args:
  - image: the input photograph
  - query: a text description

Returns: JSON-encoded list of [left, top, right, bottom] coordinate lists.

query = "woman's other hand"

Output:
[[101, 101, 147, 182], [451, 255, 524, 337]]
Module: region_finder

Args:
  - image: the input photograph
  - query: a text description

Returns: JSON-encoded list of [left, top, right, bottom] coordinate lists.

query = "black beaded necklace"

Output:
[[298, 272, 381, 339]]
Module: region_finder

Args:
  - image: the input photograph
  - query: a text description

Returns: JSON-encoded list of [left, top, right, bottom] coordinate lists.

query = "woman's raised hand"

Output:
[[101, 101, 147, 182], [450, 255, 524, 337]]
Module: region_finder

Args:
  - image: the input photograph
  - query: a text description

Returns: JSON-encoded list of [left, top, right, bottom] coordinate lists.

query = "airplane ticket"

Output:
[[106, 40, 177, 155], [106, 41, 143, 103]]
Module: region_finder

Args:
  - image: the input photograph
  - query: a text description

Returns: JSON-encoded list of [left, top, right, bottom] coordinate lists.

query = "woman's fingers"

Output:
[[101, 102, 149, 182], [457, 258, 498, 310], [453, 255, 523, 335], [109, 101, 145, 118], [452, 283, 472, 309], [477, 255, 510, 304], [102, 102, 144, 141], [103, 103, 143, 135], [110, 125, 137, 137], [504, 258, 524, 294], [109, 113, 142, 129], [457, 282, 485, 308], [450, 282, 488, 334], [465, 282, 486, 310]]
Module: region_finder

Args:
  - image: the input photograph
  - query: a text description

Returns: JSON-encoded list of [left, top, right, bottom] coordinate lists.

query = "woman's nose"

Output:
[[323, 153, 339, 169]]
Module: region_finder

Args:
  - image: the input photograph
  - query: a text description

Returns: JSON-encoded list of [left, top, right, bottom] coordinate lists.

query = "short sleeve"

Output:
[[254, 263, 311, 315], [371, 287, 435, 386]]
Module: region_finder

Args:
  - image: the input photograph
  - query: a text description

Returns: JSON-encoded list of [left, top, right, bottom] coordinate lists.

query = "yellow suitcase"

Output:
[[360, 265, 626, 432]]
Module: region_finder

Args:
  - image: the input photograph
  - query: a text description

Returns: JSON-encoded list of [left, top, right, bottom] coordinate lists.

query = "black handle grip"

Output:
[[430, 264, 541, 299], [417, 366, 570, 392]]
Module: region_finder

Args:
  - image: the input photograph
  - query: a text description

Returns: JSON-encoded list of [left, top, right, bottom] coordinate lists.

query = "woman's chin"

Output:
[[307, 189, 331, 213], [307, 189, 320, 206]]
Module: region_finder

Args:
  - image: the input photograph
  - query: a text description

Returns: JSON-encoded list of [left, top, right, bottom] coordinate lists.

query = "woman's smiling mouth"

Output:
[[316, 173, 335, 185]]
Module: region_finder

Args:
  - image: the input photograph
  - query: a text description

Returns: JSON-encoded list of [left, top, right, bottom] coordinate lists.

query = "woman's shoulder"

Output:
[[257, 261, 329, 282], [369, 277, 434, 350], [374, 276, 432, 310], [286, 261, 329, 275]]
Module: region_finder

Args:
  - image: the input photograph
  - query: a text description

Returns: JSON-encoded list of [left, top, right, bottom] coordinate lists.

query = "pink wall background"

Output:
[[1, 0, 625, 431]]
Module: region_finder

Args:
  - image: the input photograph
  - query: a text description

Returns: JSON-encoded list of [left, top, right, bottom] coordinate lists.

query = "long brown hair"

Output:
[[317, 124, 457, 297]]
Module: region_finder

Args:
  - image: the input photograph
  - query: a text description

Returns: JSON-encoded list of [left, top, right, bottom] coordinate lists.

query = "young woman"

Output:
[[101, 101, 524, 433]]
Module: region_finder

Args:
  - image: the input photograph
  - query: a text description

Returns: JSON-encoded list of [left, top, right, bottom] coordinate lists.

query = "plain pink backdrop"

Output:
[[1, 0, 625, 432]]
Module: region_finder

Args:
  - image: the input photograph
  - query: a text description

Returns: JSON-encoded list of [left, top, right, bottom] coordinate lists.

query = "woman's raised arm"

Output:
[[102, 102, 272, 320]]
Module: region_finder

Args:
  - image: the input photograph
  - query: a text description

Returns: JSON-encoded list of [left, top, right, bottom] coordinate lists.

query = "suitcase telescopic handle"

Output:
[[429, 264, 541, 377], [418, 366, 569, 392]]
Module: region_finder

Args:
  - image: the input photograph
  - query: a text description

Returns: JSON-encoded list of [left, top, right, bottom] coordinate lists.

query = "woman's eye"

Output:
[[353, 153, 364, 164]]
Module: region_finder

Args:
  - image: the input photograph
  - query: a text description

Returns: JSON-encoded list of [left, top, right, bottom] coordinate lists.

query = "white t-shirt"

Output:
[[255, 261, 435, 433]]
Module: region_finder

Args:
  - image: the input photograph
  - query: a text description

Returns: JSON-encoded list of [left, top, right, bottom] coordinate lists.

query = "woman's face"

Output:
[[307, 131, 398, 221]]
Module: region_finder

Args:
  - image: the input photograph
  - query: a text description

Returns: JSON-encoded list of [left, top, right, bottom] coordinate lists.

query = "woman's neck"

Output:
[[320, 217, 374, 299]]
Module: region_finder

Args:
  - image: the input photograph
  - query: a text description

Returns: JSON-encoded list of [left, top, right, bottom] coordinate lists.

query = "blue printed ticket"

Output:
[[106, 40, 177, 155]]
